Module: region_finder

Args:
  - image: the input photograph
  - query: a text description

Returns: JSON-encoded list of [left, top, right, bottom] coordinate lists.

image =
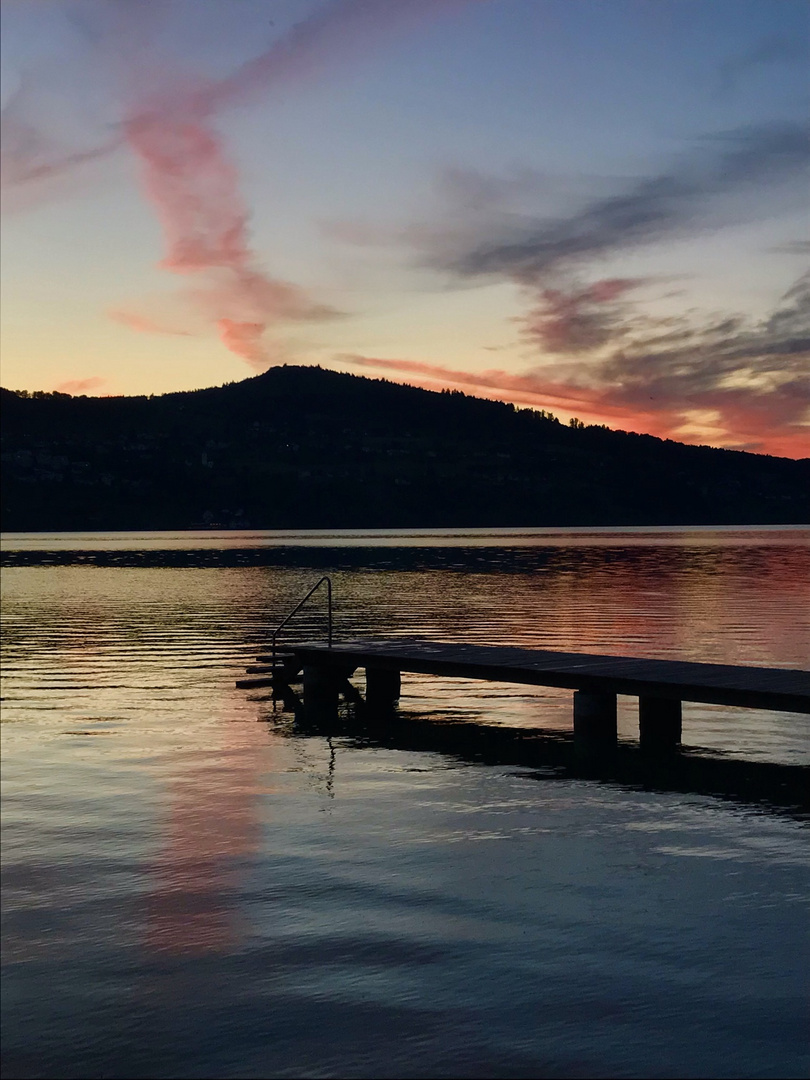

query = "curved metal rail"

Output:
[[271, 575, 332, 666]]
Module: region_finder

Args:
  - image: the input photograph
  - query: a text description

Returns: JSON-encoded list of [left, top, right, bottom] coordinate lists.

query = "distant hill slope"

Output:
[[1, 365, 808, 529]]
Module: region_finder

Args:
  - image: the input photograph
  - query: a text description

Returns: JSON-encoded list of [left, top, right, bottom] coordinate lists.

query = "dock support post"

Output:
[[366, 667, 401, 709], [302, 664, 340, 722], [573, 691, 617, 751], [639, 697, 682, 753]]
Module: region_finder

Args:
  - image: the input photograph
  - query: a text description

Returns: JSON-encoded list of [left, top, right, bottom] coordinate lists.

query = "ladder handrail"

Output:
[[271, 575, 332, 665]]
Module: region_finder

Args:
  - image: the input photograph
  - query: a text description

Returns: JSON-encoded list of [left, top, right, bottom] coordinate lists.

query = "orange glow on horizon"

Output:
[[340, 355, 810, 459]]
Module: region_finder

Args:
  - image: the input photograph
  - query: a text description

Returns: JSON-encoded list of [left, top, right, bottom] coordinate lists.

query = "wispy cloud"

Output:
[[2, 0, 479, 367], [54, 376, 106, 395], [333, 121, 808, 455], [767, 239, 810, 256], [344, 271, 810, 458], [521, 277, 646, 354], [444, 124, 809, 282], [717, 35, 808, 96], [0, 70, 119, 213], [121, 95, 341, 368], [108, 309, 194, 337]]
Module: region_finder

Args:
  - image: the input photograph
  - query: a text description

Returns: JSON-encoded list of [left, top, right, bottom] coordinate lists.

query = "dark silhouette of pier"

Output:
[[239, 638, 810, 754]]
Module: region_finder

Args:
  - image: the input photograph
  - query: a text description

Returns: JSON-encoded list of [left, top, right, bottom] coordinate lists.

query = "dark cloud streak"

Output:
[[448, 124, 810, 282], [717, 35, 808, 95]]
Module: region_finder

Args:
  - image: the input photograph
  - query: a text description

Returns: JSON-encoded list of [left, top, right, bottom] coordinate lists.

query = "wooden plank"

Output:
[[287, 639, 810, 714]]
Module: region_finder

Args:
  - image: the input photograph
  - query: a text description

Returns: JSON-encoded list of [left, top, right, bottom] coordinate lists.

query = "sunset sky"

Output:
[[1, 0, 808, 456]]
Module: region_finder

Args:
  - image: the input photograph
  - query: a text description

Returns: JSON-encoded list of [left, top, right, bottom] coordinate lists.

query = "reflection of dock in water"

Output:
[[264, 684, 809, 817], [237, 639, 809, 815]]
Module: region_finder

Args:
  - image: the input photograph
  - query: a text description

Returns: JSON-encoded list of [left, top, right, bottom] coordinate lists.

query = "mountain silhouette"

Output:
[[2, 365, 807, 529]]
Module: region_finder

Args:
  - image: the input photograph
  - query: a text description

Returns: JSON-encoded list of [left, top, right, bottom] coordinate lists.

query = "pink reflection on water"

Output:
[[144, 696, 271, 957]]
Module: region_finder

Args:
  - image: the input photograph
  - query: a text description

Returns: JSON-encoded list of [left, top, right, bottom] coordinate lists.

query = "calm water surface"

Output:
[[2, 528, 808, 1078]]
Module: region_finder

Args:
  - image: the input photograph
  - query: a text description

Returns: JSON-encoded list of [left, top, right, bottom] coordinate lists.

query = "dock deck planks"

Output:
[[288, 639, 810, 714]]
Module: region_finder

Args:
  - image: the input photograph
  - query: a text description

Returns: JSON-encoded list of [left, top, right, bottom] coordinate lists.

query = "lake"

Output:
[[1, 527, 808, 1078]]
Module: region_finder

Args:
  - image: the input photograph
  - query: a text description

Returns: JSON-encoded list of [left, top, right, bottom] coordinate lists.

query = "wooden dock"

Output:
[[239, 638, 810, 752]]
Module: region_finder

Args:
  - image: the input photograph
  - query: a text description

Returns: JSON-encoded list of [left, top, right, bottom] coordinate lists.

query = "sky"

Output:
[[1, 0, 808, 457]]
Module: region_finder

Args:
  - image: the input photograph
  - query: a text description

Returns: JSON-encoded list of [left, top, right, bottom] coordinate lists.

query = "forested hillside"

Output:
[[2, 365, 807, 529]]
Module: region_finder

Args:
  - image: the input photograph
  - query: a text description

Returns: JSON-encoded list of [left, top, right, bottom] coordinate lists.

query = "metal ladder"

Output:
[[237, 576, 333, 690], [269, 575, 333, 667]]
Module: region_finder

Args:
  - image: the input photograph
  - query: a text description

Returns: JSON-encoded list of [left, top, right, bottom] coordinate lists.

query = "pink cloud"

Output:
[[54, 377, 106, 395], [3, 1, 480, 367], [522, 278, 645, 353], [108, 309, 194, 336]]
